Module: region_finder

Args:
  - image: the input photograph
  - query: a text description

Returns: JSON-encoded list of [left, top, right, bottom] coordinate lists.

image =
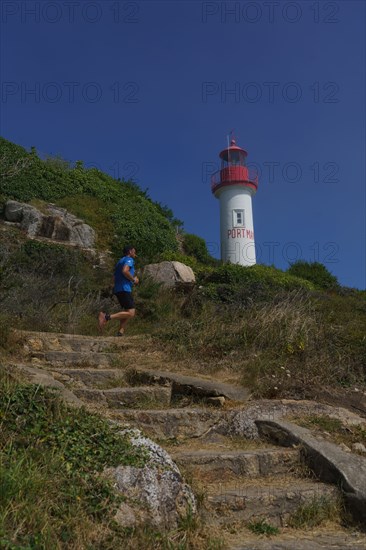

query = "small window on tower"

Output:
[[233, 209, 245, 228]]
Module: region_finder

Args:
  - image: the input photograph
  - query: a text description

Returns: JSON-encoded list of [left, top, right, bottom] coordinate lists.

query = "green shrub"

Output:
[[205, 264, 312, 289], [287, 261, 339, 290], [182, 233, 214, 265], [199, 263, 314, 306]]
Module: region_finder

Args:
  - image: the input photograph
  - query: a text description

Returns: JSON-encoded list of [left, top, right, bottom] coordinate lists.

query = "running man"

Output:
[[98, 245, 139, 336]]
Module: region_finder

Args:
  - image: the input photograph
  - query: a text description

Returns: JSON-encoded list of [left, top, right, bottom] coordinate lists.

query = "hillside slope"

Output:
[[0, 137, 180, 260]]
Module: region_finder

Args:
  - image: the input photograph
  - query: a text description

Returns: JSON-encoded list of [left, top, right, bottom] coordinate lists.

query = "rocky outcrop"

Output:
[[4, 200, 95, 248], [143, 261, 195, 288], [105, 428, 196, 529]]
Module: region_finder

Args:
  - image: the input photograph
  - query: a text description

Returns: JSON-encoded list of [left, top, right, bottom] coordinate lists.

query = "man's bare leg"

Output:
[[118, 315, 132, 334], [98, 309, 135, 334], [109, 309, 135, 321], [111, 309, 135, 335]]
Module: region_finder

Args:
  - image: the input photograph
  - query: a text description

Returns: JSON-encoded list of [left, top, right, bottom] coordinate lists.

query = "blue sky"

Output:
[[1, 0, 365, 288]]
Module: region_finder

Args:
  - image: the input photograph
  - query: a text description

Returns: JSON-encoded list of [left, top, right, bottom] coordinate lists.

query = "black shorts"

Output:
[[115, 291, 135, 310]]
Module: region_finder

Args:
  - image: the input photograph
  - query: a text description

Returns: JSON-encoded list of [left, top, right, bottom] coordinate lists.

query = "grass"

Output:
[[119, 394, 172, 410], [288, 496, 343, 529], [247, 519, 279, 536]]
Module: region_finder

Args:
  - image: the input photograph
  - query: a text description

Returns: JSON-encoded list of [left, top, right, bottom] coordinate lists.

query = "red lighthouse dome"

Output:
[[211, 139, 258, 196]]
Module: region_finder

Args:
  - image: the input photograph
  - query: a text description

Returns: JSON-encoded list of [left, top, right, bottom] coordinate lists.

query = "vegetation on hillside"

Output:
[[287, 261, 339, 290], [0, 137, 181, 261]]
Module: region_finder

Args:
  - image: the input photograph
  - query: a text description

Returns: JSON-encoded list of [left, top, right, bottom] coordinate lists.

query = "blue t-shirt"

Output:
[[114, 256, 135, 293]]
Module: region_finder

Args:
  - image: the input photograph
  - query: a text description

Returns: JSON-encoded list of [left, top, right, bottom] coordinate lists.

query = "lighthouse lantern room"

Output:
[[211, 138, 258, 266]]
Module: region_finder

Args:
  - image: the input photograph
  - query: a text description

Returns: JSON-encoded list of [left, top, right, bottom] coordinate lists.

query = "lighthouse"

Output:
[[211, 138, 258, 266]]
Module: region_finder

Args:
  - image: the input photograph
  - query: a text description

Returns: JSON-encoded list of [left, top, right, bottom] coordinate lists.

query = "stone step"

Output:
[[205, 478, 339, 527], [110, 408, 228, 439], [31, 350, 122, 368], [17, 330, 150, 353], [63, 335, 150, 352], [129, 368, 251, 403], [18, 329, 148, 341], [51, 368, 125, 388], [74, 385, 172, 408], [172, 447, 300, 482]]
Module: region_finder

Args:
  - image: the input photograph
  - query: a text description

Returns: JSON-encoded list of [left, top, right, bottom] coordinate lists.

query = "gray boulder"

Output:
[[5, 201, 42, 236], [105, 428, 196, 529], [21, 204, 43, 237], [4, 200, 27, 222], [4, 200, 95, 248], [143, 261, 195, 288]]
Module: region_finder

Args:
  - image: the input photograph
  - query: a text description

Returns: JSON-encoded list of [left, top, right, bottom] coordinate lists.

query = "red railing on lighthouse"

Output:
[[211, 166, 258, 194]]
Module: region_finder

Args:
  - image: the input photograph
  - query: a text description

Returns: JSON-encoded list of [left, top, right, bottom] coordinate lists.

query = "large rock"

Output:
[[105, 428, 196, 529], [4, 200, 95, 248], [143, 261, 195, 288]]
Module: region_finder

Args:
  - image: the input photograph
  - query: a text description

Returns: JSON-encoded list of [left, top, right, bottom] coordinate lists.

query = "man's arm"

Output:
[[122, 264, 139, 284]]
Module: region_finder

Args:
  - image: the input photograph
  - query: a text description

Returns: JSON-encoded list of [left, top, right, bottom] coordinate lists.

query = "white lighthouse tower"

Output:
[[211, 138, 258, 266]]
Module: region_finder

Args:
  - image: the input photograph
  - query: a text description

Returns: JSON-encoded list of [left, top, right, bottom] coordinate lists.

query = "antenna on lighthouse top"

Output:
[[227, 129, 235, 147], [227, 129, 235, 163]]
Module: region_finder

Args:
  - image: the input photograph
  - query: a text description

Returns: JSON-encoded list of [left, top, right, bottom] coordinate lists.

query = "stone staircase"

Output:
[[9, 330, 366, 549]]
